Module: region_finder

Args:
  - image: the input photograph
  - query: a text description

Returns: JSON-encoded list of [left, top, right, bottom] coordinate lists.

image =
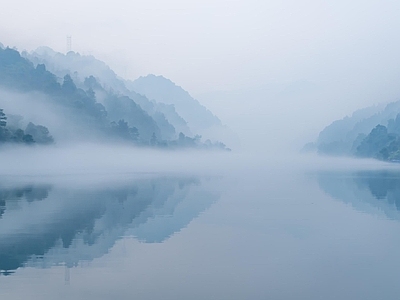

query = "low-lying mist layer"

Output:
[[0, 141, 397, 178]]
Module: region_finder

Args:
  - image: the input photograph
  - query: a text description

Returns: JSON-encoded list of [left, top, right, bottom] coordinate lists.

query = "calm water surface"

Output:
[[1, 167, 400, 299]]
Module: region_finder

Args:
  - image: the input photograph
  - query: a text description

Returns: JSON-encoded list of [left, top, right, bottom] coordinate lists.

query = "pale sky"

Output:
[[1, 0, 400, 148]]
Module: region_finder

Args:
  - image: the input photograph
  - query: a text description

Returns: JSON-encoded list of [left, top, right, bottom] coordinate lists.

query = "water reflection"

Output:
[[0, 184, 51, 218], [0, 175, 218, 276], [317, 170, 400, 219]]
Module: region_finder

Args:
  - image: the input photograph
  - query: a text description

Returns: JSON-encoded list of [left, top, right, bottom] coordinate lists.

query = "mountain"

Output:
[[0, 45, 229, 150], [24, 47, 192, 139], [311, 98, 400, 159], [0, 46, 143, 143], [129, 74, 221, 134]]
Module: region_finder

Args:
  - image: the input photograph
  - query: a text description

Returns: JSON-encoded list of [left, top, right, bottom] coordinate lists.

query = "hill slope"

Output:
[[129, 74, 221, 134]]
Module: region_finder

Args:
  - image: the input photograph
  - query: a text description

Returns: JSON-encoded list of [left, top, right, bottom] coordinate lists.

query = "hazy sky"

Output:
[[2, 0, 400, 147]]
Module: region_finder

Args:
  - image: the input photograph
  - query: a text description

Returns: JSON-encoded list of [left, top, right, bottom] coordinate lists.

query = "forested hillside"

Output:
[[310, 97, 400, 161], [0, 46, 229, 150]]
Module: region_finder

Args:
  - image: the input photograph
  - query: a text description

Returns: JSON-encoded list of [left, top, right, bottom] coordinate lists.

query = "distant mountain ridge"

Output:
[[24, 47, 192, 137], [311, 97, 400, 161], [129, 74, 221, 134], [0, 44, 229, 150]]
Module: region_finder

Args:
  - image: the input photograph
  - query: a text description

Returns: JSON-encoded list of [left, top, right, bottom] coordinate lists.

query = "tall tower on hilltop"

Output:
[[66, 36, 72, 53]]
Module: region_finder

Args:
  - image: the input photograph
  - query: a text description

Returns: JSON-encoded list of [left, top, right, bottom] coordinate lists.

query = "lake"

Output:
[[2, 163, 400, 299]]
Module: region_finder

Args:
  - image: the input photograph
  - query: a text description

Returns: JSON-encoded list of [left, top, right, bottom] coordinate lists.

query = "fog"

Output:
[[0, 142, 397, 181], [0, 89, 95, 143], [2, 0, 400, 150], [5, 4, 400, 299], [0, 83, 396, 176]]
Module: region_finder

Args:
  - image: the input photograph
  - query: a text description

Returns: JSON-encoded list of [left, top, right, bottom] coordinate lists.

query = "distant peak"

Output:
[[135, 74, 178, 89], [34, 46, 57, 56], [145, 74, 171, 81]]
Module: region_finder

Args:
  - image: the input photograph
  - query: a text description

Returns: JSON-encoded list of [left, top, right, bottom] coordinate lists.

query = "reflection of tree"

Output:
[[0, 199, 4, 219], [364, 175, 391, 199], [0, 185, 52, 219], [317, 170, 400, 218], [354, 171, 400, 209], [0, 177, 214, 276], [0, 185, 141, 273]]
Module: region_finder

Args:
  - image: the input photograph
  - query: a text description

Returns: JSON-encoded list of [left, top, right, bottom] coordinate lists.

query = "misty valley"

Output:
[[3, 39, 400, 300], [5, 0, 400, 298]]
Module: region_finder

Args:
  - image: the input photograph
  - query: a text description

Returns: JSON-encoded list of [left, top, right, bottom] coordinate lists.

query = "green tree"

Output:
[[150, 132, 157, 146], [129, 127, 139, 141], [22, 134, 35, 144], [0, 108, 8, 142], [0, 108, 6, 127], [12, 129, 24, 142], [356, 125, 396, 158], [25, 122, 53, 144], [62, 74, 77, 93]]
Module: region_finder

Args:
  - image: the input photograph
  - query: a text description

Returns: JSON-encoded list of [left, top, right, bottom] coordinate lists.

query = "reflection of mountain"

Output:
[[0, 176, 218, 275], [317, 170, 400, 219]]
